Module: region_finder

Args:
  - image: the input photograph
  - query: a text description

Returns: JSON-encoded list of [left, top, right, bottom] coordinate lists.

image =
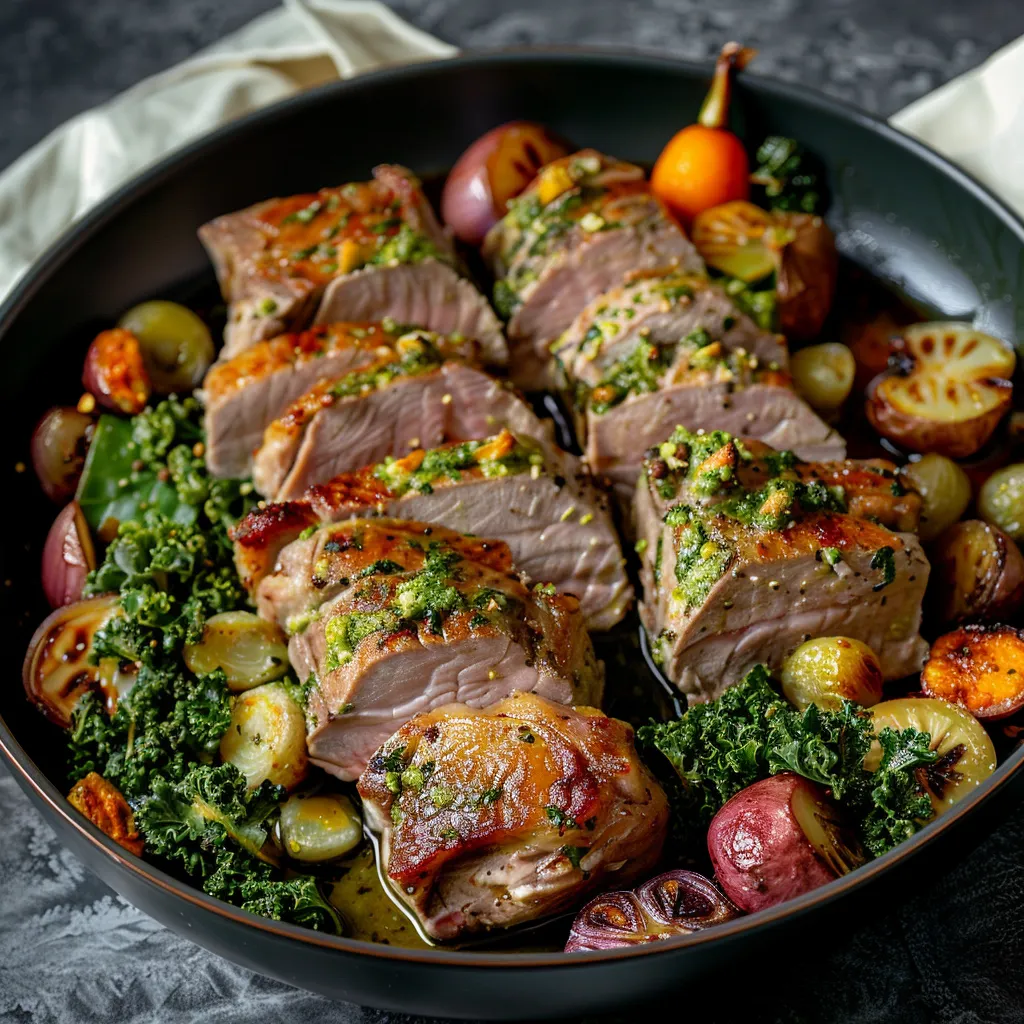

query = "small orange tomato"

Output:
[[82, 327, 152, 415], [651, 42, 756, 226]]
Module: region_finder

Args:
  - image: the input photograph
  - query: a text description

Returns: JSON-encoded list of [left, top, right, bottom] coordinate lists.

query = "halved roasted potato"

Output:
[[865, 322, 1015, 458], [67, 772, 144, 855], [922, 624, 1024, 720], [867, 697, 997, 813], [929, 520, 1024, 626]]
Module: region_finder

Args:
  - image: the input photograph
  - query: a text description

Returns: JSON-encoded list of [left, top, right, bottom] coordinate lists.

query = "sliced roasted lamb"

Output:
[[635, 427, 922, 534], [482, 151, 703, 390], [556, 269, 843, 504], [281, 521, 604, 780], [198, 164, 505, 363], [233, 430, 631, 630], [251, 330, 550, 501], [637, 460, 929, 701], [357, 691, 669, 940], [201, 320, 460, 479]]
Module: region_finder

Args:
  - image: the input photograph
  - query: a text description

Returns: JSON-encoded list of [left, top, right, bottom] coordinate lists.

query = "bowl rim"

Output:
[[2, 45, 1022, 970]]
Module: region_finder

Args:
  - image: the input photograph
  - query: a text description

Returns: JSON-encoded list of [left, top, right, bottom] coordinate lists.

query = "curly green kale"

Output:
[[84, 510, 246, 660], [135, 763, 340, 933], [751, 135, 827, 214], [67, 666, 232, 799], [638, 666, 938, 858]]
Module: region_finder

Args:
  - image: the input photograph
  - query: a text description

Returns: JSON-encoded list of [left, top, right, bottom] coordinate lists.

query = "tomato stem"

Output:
[[698, 42, 757, 130]]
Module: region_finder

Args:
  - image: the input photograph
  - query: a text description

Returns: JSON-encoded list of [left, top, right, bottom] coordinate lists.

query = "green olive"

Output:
[[790, 343, 855, 413], [183, 611, 289, 691], [280, 792, 363, 863], [901, 453, 972, 542], [780, 636, 884, 711], [118, 300, 214, 394], [978, 463, 1024, 543]]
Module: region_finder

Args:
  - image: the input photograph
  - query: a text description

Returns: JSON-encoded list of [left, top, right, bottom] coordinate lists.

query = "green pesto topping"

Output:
[[821, 546, 843, 568], [665, 506, 734, 610], [645, 427, 753, 502], [373, 435, 542, 497], [322, 543, 521, 669], [328, 333, 444, 399], [871, 546, 896, 591], [366, 223, 451, 268], [723, 276, 778, 332], [587, 340, 673, 414], [716, 477, 846, 531]]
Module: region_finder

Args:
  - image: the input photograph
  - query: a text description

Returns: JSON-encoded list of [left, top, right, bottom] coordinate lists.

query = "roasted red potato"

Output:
[[865, 322, 1015, 458], [929, 520, 1024, 626], [922, 624, 1024, 720], [707, 773, 862, 914], [82, 327, 152, 414], [67, 772, 144, 855]]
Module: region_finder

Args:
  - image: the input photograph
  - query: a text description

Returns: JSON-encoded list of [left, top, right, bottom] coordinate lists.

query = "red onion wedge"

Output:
[[23, 594, 120, 728], [30, 406, 93, 503], [42, 502, 96, 608], [565, 870, 738, 952]]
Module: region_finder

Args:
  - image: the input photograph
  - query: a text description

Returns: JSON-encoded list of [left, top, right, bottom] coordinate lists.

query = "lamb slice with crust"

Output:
[[552, 268, 788, 389], [578, 343, 844, 507], [357, 691, 669, 940], [198, 164, 505, 364], [285, 524, 604, 781], [482, 150, 703, 390], [251, 330, 550, 501], [635, 427, 922, 536], [313, 261, 505, 365], [640, 493, 929, 702], [232, 430, 631, 630], [202, 320, 431, 479]]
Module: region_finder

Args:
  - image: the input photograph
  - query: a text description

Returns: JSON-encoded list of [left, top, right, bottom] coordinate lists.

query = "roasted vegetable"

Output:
[[31, 406, 93, 503], [900, 454, 972, 543], [184, 611, 289, 692], [929, 520, 1024, 626], [692, 201, 837, 340], [279, 792, 363, 863], [82, 328, 152, 414], [651, 42, 755, 224], [441, 122, 569, 244], [790, 343, 855, 414], [868, 697, 996, 813], [978, 463, 1024, 543], [135, 762, 341, 933], [41, 501, 96, 608], [866, 323, 1016, 458], [922, 624, 1024, 720], [780, 636, 883, 711], [637, 665, 937, 857], [707, 773, 862, 913], [67, 772, 143, 855], [219, 682, 308, 791], [76, 397, 252, 536], [23, 594, 121, 728], [564, 870, 737, 951], [118, 300, 214, 394], [750, 135, 826, 214]]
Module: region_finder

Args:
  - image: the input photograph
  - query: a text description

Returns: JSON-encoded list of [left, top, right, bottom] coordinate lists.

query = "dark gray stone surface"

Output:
[[2, 2, 1024, 1022]]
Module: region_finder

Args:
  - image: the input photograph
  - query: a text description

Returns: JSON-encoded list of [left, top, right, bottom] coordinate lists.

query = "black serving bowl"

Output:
[[1, 51, 1022, 1021]]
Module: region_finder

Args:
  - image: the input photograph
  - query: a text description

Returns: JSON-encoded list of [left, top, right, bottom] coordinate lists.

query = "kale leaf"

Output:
[[638, 666, 938, 858], [751, 136, 827, 214]]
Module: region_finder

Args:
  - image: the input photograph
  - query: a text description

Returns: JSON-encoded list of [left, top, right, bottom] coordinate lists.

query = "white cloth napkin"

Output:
[[0, 2, 1020, 305]]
